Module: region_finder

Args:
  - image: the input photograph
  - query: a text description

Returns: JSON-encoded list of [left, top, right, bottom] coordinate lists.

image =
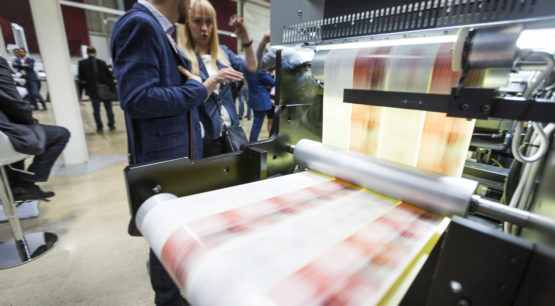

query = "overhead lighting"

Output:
[[516, 28, 555, 53]]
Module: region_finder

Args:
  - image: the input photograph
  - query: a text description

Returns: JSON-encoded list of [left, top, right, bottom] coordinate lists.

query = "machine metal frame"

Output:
[[274, 0, 555, 45], [401, 217, 555, 305], [123, 0, 555, 303]]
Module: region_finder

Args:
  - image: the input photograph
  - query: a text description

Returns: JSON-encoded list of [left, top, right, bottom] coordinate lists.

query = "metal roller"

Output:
[[471, 195, 555, 234], [293, 139, 478, 217], [311, 50, 328, 81], [465, 24, 523, 69], [293, 140, 555, 235], [136, 193, 177, 234]]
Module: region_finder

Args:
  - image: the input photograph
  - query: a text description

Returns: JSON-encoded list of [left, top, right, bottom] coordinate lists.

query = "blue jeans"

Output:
[[237, 89, 251, 119], [249, 110, 266, 142], [149, 249, 190, 306], [8, 124, 70, 187], [90, 97, 115, 130], [25, 80, 46, 110]]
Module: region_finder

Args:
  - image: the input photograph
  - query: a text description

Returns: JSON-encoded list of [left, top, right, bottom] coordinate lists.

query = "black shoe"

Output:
[[109, 126, 116, 131], [96, 128, 103, 133], [12, 185, 55, 201]]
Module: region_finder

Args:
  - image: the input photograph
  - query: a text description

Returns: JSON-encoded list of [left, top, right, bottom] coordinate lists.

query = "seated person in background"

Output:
[[12, 47, 48, 111], [177, 0, 257, 157], [247, 70, 275, 142], [0, 56, 70, 201]]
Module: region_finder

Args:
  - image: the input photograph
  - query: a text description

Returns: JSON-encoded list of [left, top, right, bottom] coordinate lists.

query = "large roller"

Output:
[[293, 139, 555, 235], [293, 139, 477, 217]]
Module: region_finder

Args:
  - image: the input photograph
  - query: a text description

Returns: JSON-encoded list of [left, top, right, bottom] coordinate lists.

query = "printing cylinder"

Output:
[[311, 50, 328, 81], [293, 139, 478, 217], [136, 193, 177, 235], [465, 24, 523, 69]]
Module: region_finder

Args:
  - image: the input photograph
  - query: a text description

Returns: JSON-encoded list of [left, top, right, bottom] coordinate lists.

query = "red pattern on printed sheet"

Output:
[[350, 47, 391, 156], [265, 204, 442, 306], [160, 180, 357, 290]]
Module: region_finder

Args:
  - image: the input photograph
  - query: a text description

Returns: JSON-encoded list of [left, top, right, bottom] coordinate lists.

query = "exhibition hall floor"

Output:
[[0, 101, 266, 305]]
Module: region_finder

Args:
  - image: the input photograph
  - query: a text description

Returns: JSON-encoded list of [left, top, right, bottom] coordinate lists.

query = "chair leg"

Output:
[[0, 166, 58, 269], [0, 167, 28, 247]]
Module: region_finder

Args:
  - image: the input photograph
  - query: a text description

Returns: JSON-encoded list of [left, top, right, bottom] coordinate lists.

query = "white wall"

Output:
[[243, 0, 271, 51], [89, 33, 111, 64]]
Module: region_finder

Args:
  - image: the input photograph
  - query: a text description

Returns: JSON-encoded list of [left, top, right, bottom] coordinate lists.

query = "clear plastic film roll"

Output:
[[314, 40, 506, 176]]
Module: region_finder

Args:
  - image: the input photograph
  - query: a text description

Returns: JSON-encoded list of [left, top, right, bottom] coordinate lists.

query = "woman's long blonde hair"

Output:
[[177, 0, 230, 75]]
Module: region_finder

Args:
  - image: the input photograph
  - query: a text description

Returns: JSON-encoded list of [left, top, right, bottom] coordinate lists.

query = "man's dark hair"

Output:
[[87, 46, 96, 55]]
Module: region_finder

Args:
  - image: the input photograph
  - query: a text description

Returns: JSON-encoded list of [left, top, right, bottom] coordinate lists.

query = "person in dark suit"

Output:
[[12, 48, 47, 110], [78, 46, 116, 132], [111, 0, 243, 304], [0, 56, 70, 201]]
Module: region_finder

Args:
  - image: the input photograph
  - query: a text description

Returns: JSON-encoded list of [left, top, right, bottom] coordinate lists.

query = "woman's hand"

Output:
[[228, 15, 250, 45], [212, 67, 243, 84], [203, 67, 244, 99]]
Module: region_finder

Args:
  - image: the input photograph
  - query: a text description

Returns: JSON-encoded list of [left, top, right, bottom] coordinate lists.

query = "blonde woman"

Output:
[[177, 0, 257, 156]]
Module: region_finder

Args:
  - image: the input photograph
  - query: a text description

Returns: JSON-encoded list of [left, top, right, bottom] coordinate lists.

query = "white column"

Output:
[[0, 25, 7, 58], [29, 0, 89, 165], [116, 0, 125, 11]]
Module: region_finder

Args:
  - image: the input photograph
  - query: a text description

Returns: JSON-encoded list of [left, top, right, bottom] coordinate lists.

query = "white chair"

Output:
[[0, 131, 57, 269]]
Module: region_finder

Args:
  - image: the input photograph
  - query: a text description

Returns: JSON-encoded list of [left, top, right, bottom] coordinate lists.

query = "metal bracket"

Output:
[[427, 217, 534, 306], [447, 87, 497, 120], [125, 147, 268, 218], [343, 87, 555, 123]]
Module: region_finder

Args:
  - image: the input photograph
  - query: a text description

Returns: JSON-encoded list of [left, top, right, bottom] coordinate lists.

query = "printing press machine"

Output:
[[125, 1, 555, 305]]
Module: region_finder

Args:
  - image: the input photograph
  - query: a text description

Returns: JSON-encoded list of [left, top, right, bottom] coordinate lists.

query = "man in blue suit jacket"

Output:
[[12, 48, 47, 110], [112, 0, 206, 165], [111, 0, 205, 305]]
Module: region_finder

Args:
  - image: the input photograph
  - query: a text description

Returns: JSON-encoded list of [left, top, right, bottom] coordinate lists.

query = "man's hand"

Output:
[[228, 15, 250, 45], [261, 30, 270, 46], [178, 65, 202, 83]]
